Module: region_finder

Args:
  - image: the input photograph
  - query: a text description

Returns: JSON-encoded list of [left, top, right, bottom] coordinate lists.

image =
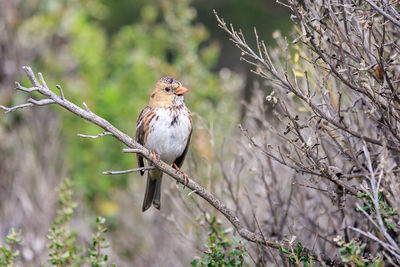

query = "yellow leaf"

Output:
[[293, 70, 305, 77], [293, 53, 299, 63], [97, 199, 120, 216]]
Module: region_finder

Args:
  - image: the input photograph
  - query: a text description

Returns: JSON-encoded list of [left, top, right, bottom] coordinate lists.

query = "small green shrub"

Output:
[[191, 216, 247, 267], [47, 179, 83, 266], [279, 242, 314, 267], [1, 179, 115, 267], [88, 217, 114, 267], [334, 236, 384, 267], [0, 228, 23, 267], [47, 179, 115, 266], [356, 192, 398, 231], [191, 235, 246, 267]]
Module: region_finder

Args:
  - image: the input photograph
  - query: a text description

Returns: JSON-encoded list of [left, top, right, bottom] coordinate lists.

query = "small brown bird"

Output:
[[136, 76, 192, 212]]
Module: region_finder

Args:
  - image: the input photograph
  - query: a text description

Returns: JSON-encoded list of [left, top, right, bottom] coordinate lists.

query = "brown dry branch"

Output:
[[364, 0, 400, 28], [0, 66, 344, 266]]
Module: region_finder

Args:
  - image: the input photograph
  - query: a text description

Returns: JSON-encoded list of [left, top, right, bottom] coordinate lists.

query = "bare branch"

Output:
[[363, 144, 400, 250], [77, 132, 113, 139], [0, 102, 34, 113], [28, 98, 55, 106], [22, 66, 40, 87], [56, 85, 65, 100], [0, 98, 54, 113], [38, 72, 49, 89], [349, 226, 400, 259], [364, 0, 400, 28], [102, 166, 155, 175], [15, 81, 39, 92]]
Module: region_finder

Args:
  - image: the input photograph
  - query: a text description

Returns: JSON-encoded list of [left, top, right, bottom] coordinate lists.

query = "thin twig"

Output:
[[56, 85, 65, 100], [77, 132, 113, 139], [102, 166, 155, 175], [364, 0, 400, 28]]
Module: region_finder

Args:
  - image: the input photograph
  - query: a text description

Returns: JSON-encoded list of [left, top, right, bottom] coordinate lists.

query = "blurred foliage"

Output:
[[47, 179, 84, 266], [0, 179, 115, 266], [356, 192, 398, 231], [88, 217, 114, 267], [194, 0, 291, 48], [279, 242, 314, 267], [334, 236, 384, 267], [18, 0, 238, 210], [0, 228, 23, 267], [191, 235, 245, 267], [48, 179, 115, 266]]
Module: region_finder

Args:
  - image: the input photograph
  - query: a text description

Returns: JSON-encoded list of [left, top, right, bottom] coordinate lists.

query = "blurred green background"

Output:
[[0, 0, 290, 265], [1, 0, 290, 206]]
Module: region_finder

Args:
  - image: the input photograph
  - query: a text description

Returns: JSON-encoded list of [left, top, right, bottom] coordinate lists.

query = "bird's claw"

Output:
[[151, 151, 160, 161], [182, 172, 189, 188], [173, 163, 189, 188]]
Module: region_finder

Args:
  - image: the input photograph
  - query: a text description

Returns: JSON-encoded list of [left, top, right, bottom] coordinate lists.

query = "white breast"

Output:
[[145, 107, 191, 164]]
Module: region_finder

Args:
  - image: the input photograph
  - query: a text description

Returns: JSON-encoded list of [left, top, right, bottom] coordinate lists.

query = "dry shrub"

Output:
[[212, 0, 400, 265]]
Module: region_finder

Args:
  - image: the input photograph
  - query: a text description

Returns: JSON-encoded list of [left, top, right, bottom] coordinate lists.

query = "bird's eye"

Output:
[[165, 87, 171, 92]]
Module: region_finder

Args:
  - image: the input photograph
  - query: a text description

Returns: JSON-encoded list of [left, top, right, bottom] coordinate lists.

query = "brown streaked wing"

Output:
[[173, 108, 192, 169], [135, 106, 151, 176]]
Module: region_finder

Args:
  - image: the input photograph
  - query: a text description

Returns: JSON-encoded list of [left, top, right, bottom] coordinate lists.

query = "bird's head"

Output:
[[149, 76, 189, 107]]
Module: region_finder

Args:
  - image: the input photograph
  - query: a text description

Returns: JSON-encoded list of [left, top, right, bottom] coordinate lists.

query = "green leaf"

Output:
[[279, 246, 290, 254], [190, 259, 199, 267], [203, 256, 211, 265], [341, 256, 352, 263], [297, 242, 303, 252], [209, 235, 216, 243], [339, 247, 347, 255], [61, 251, 70, 259], [101, 241, 110, 249], [231, 236, 239, 244], [357, 192, 365, 198]]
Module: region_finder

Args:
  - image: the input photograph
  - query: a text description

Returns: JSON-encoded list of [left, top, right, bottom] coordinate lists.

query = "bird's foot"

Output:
[[173, 163, 189, 188], [151, 150, 160, 161]]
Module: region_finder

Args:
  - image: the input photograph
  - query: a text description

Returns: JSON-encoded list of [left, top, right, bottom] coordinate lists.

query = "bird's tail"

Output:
[[142, 168, 163, 212]]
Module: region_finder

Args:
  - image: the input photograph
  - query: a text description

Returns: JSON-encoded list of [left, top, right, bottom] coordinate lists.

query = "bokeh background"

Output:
[[0, 0, 291, 265]]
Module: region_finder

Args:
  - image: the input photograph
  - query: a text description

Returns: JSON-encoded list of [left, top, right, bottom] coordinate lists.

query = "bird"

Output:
[[136, 76, 192, 212]]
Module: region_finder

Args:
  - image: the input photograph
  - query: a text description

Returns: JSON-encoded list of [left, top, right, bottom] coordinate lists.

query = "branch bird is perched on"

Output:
[[136, 76, 192, 212]]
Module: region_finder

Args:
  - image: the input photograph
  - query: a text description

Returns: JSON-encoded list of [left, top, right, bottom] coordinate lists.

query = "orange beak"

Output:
[[175, 85, 189, 95]]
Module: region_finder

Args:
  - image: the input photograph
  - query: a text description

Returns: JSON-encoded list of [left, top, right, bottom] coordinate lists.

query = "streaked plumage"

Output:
[[136, 76, 192, 212]]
